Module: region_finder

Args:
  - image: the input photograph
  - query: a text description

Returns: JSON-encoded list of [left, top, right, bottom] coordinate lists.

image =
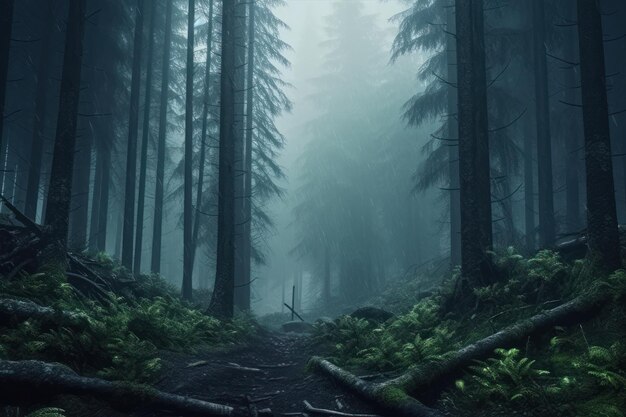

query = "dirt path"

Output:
[[142, 331, 387, 416]]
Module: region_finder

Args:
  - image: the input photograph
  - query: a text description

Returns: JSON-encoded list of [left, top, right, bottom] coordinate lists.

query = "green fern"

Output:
[[0, 266, 256, 383], [459, 348, 551, 404], [24, 409, 66, 417], [574, 343, 626, 390]]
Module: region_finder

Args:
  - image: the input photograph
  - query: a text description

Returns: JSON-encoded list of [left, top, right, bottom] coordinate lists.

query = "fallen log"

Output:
[[0, 297, 87, 327], [309, 285, 612, 417], [0, 359, 246, 416]]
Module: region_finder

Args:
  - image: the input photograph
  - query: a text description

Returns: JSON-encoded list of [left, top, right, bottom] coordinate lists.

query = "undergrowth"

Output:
[[0, 253, 256, 383], [312, 249, 626, 416]]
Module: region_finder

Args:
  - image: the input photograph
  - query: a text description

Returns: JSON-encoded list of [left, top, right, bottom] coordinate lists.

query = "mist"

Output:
[[1, 0, 626, 415]]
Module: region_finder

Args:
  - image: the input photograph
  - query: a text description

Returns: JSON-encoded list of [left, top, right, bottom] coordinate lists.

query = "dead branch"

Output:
[[303, 400, 383, 417]]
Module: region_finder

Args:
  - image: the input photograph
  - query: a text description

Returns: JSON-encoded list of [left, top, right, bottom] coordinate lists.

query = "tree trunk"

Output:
[[0, 139, 8, 207], [134, 0, 157, 274], [24, 1, 55, 222], [455, 0, 492, 288], [498, 173, 518, 246], [577, 0, 621, 271], [96, 128, 111, 252], [68, 128, 92, 250], [311, 287, 610, 417], [121, 0, 145, 269], [532, 0, 556, 248], [564, 5, 582, 233], [151, 0, 173, 275], [232, 2, 248, 311], [523, 115, 536, 251], [209, 0, 246, 318], [236, 0, 256, 311], [44, 0, 87, 248], [182, 0, 196, 300], [0, 359, 241, 416], [89, 139, 103, 252], [446, 4, 461, 268], [0, 0, 14, 161], [191, 0, 215, 278]]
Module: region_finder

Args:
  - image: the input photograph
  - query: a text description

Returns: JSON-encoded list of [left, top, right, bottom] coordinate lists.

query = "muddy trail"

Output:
[[137, 331, 388, 417]]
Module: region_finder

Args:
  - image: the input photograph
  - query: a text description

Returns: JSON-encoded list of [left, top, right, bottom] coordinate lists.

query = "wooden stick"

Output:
[[291, 285, 295, 320], [283, 303, 304, 322], [303, 400, 382, 417]]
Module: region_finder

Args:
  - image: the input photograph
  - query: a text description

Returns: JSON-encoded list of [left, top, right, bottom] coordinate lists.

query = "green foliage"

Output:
[[458, 348, 551, 404], [317, 248, 626, 415], [0, 264, 76, 308], [474, 249, 569, 312], [0, 264, 256, 384], [313, 298, 456, 371], [24, 409, 66, 417], [574, 343, 626, 390], [446, 341, 626, 416]]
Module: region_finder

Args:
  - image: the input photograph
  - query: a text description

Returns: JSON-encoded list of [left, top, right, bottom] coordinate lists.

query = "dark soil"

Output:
[[139, 330, 387, 416]]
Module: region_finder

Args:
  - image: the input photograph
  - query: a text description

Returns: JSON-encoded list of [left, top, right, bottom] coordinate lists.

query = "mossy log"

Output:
[[309, 288, 610, 417], [0, 298, 87, 327], [0, 359, 246, 416]]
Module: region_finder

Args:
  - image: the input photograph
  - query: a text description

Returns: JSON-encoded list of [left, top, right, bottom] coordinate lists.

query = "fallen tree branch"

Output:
[[283, 303, 305, 322], [0, 194, 42, 235], [0, 359, 246, 416], [303, 400, 383, 417], [310, 287, 611, 417]]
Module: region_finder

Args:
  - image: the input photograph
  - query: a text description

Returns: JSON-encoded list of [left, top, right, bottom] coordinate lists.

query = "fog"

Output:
[[251, 0, 442, 315]]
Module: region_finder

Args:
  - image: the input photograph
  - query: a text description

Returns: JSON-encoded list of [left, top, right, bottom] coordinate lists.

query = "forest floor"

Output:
[[136, 330, 385, 417]]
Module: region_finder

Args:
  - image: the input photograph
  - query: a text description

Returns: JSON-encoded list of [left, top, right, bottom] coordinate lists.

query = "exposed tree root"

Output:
[[309, 288, 611, 417], [0, 359, 247, 416]]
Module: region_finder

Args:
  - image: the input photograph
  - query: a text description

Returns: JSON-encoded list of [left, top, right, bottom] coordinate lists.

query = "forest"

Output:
[[0, 0, 625, 416]]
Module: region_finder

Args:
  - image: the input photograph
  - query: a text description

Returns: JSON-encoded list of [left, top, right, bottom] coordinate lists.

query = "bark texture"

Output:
[[25, 1, 55, 222], [577, 0, 621, 271], [135, 0, 157, 274], [455, 0, 492, 287], [236, 0, 256, 311], [182, 0, 196, 300], [191, 0, 215, 282], [151, 0, 173, 274], [446, 4, 461, 268], [523, 117, 536, 251], [44, 0, 87, 248], [532, 0, 555, 248], [210, 0, 246, 318], [121, 0, 145, 269]]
